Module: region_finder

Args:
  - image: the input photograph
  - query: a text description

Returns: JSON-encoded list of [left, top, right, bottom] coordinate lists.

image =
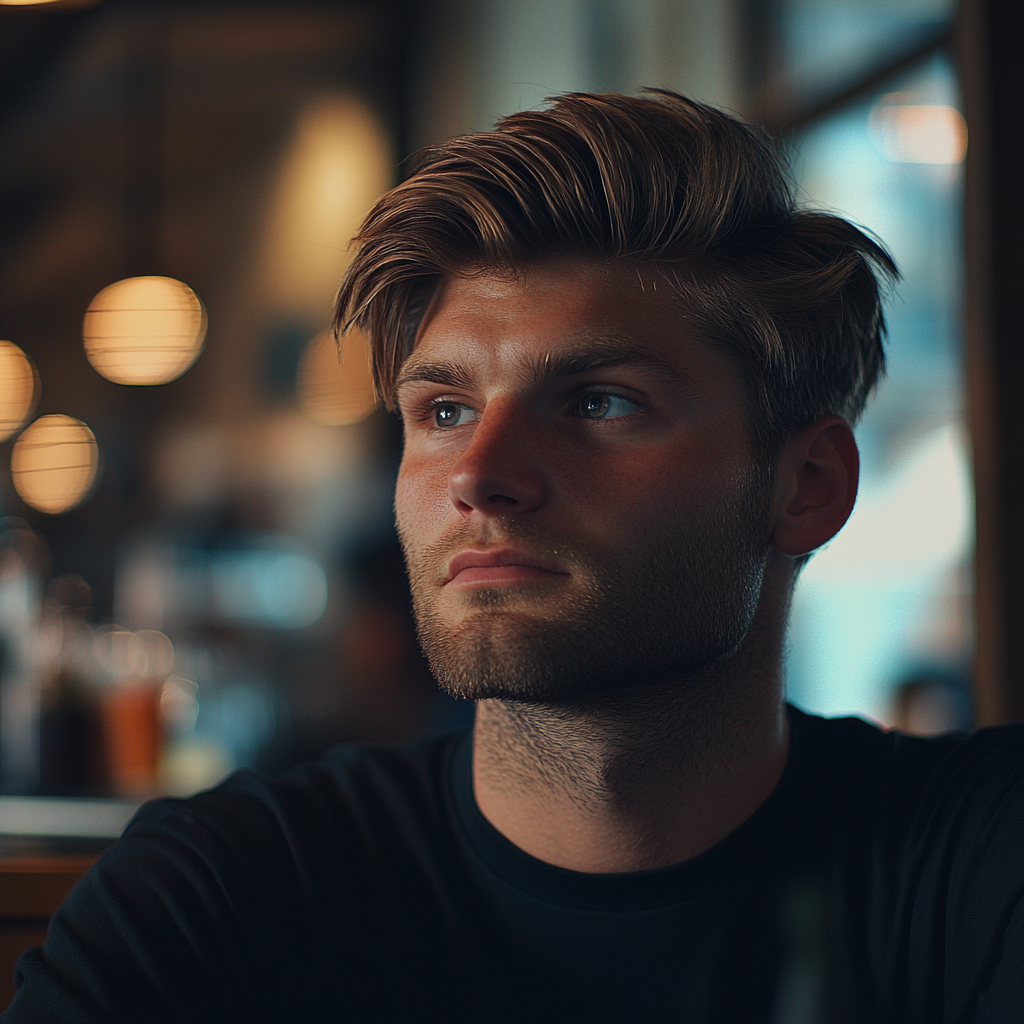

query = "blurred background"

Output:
[[0, 0, 1004, 802]]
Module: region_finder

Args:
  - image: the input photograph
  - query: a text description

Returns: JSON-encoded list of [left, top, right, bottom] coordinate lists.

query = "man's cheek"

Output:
[[396, 458, 453, 539]]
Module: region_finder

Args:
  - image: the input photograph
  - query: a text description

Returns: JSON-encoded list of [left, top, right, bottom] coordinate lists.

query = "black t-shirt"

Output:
[[4, 708, 1023, 1023]]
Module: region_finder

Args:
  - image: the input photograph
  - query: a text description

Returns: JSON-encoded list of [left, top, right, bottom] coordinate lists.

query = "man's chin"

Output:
[[426, 602, 568, 654], [416, 607, 600, 702]]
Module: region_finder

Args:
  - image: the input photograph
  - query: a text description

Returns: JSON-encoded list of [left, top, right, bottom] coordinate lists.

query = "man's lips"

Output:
[[444, 548, 569, 588]]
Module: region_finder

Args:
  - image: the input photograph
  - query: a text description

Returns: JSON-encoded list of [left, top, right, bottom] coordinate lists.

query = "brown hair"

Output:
[[333, 90, 898, 461]]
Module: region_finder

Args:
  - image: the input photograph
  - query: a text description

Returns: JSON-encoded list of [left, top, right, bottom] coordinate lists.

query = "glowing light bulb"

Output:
[[83, 276, 207, 385], [12, 414, 99, 514], [0, 341, 39, 442], [296, 328, 377, 426]]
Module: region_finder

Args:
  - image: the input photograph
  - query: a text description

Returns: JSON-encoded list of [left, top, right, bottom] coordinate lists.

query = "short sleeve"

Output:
[[2, 778, 322, 1023]]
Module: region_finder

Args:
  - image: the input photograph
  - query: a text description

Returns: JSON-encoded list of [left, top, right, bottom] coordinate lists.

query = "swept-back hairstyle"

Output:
[[333, 89, 898, 461]]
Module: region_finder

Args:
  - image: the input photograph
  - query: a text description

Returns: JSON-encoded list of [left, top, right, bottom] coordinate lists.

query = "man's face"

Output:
[[395, 260, 773, 703]]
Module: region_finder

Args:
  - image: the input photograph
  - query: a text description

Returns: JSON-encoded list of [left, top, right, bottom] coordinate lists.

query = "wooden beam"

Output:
[[961, 0, 1024, 724]]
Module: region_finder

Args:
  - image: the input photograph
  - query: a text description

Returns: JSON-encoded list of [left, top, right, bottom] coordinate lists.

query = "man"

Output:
[[5, 91, 1022, 1023]]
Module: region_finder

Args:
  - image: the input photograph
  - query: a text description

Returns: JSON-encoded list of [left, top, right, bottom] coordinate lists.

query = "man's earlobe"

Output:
[[771, 417, 859, 558]]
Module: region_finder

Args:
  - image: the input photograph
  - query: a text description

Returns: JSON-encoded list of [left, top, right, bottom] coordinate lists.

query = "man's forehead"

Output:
[[423, 259, 665, 313], [411, 262, 689, 356]]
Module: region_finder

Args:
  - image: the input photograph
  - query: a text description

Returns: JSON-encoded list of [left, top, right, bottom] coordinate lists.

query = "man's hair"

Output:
[[333, 90, 898, 461]]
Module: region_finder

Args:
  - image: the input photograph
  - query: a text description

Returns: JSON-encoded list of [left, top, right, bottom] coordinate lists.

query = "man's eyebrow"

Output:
[[394, 361, 476, 396], [393, 336, 699, 398], [523, 338, 695, 388]]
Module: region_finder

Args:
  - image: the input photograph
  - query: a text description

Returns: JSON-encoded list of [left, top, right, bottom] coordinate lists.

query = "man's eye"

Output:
[[577, 393, 638, 420], [432, 402, 478, 428]]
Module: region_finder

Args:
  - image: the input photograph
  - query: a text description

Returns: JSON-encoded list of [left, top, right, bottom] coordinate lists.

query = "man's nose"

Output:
[[447, 401, 547, 518]]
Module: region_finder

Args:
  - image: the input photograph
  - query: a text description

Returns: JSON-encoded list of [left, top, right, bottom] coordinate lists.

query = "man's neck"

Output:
[[471, 600, 790, 874]]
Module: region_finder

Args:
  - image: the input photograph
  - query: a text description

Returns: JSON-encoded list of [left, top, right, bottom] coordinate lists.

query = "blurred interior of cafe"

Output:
[[0, 0, 1021, 904]]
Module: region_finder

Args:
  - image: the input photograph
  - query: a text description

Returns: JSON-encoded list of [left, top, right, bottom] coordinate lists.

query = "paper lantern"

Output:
[[12, 414, 99, 514], [0, 341, 39, 442], [83, 276, 207, 385], [297, 328, 377, 425]]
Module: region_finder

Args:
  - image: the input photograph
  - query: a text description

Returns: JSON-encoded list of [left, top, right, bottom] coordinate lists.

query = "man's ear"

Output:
[[771, 416, 859, 558]]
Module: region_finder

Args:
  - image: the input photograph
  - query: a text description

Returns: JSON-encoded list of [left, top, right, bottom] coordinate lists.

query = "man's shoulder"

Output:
[[790, 704, 1024, 792], [123, 728, 467, 862], [788, 707, 1024, 872], [790, 711, 1024, 1022], [6, 733, 474, 1023]]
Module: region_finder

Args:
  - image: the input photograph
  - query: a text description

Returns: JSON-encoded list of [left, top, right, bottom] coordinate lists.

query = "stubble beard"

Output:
[[399, 473, 773, 707]]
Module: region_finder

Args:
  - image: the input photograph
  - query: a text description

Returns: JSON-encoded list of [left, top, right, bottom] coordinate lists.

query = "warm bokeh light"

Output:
[[11, 414, 99, 514], [94, 627, 174, 681], [870, 103, 967, 164], [262, 95, 392, 314], [0, 341, 39, 442], [0, 1, 103, 8], [297, 328, 377, 425], [83, 276, 207, 385]]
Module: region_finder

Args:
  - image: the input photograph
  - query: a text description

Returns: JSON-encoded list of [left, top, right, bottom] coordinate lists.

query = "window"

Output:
[[775, 2, 970, 731]]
